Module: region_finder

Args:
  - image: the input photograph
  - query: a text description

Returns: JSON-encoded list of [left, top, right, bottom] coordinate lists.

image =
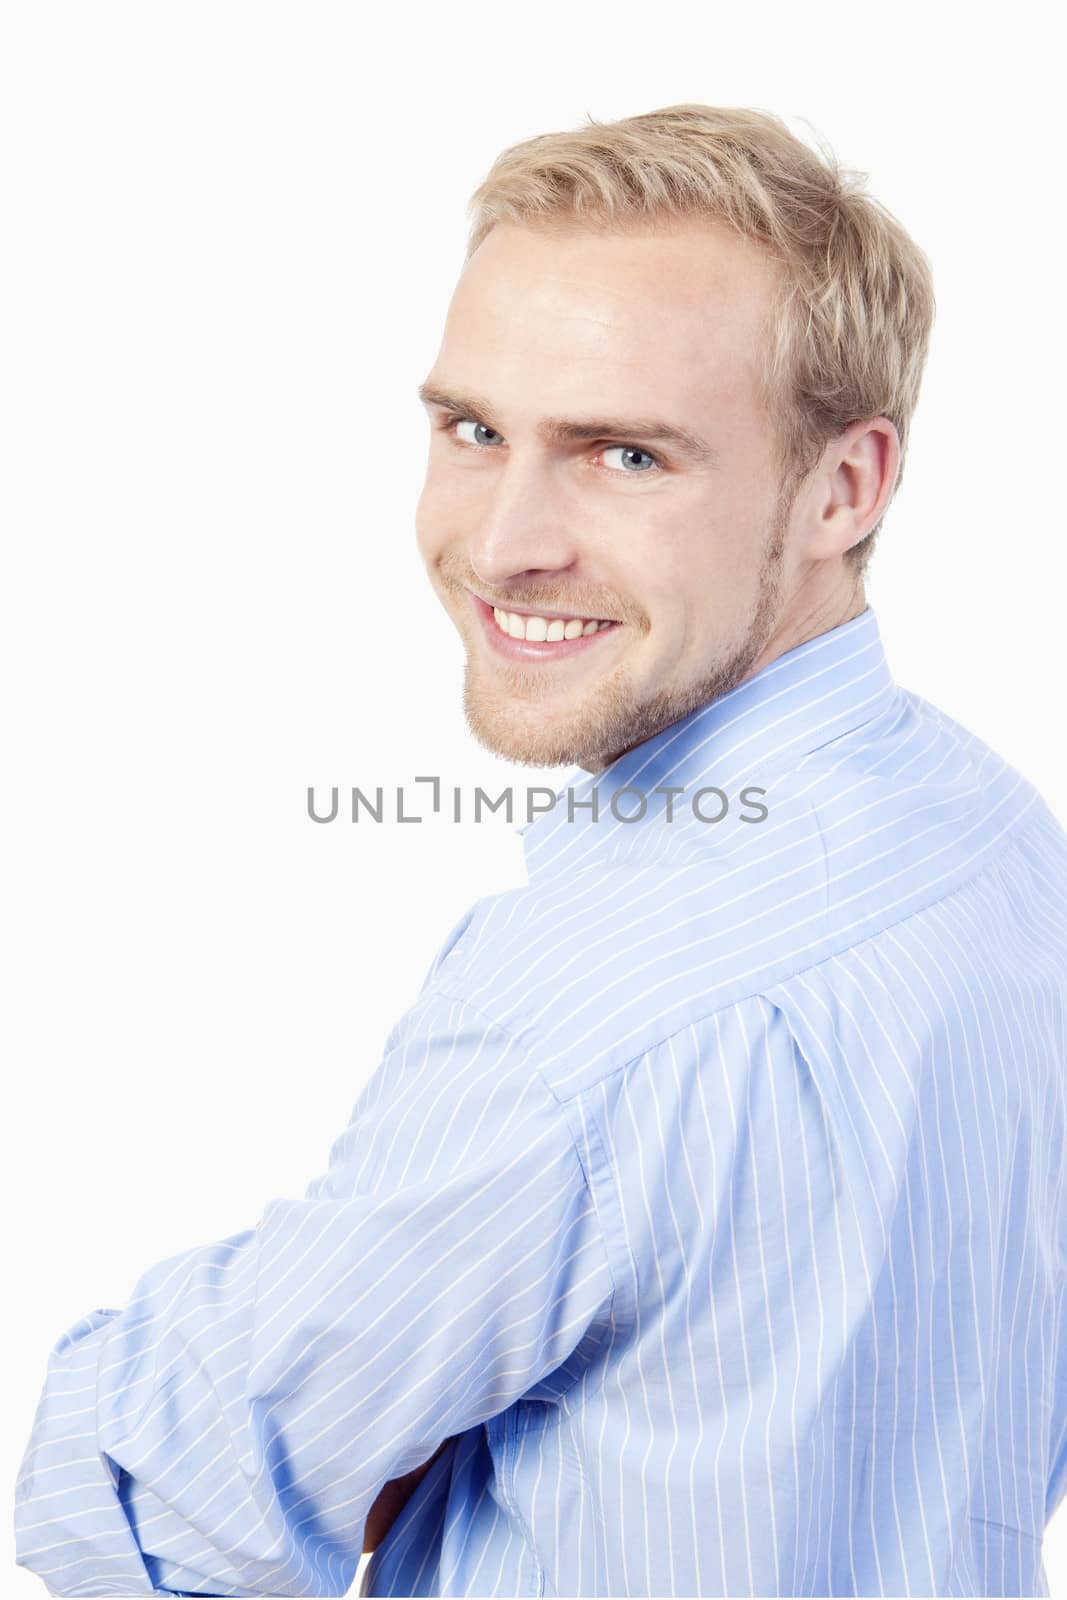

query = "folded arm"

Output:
[[362, 1436, 453, 1555], [15, 989, 615, 1597]]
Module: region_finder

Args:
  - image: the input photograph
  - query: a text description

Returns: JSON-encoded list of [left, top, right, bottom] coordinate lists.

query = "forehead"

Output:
[[436, 219, 779, 417]]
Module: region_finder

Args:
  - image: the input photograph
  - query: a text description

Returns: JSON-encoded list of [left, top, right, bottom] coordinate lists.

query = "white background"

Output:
[[3, 2, 1064, 1594]]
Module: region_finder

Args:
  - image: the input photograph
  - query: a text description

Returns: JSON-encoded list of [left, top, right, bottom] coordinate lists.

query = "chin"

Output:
[[461, 660, 651, 771], [464, 702, 596, 769]]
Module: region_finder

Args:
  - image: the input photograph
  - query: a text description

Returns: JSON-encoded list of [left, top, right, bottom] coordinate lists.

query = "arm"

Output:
[[15, 989, 615, 1597], [362, 1437, 452, 1555]]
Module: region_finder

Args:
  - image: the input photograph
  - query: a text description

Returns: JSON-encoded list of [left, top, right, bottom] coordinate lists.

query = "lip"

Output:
[[469, 593, 622, 663]]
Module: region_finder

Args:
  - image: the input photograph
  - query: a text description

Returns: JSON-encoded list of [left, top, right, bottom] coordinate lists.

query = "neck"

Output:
[[580, 576, 868, 775]]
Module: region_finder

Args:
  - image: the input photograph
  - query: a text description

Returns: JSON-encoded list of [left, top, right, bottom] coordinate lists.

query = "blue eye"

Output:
[[601, 445, 660, 473], [440, 414, 662, 474], [454, 419, 504, 446]]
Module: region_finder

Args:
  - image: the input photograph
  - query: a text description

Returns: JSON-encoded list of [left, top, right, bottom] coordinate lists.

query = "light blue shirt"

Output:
[[15, 604, 1067, 1597]]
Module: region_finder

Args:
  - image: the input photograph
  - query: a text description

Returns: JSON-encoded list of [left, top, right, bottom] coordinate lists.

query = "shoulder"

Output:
[[421, 848, 819, 1098], [424, 689, 1060, 1100]]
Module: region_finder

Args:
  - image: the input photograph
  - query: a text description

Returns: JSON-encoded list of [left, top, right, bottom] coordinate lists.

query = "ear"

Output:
[[805, 418, 900, 561]]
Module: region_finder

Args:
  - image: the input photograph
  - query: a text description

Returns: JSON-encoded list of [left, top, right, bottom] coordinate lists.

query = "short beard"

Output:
[[460, 496, 789, 772]]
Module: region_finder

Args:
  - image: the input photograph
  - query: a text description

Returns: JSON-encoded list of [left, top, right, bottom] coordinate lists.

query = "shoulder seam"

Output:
[[461, 794, 1052, 1101], [415, 979, 627, 1345]]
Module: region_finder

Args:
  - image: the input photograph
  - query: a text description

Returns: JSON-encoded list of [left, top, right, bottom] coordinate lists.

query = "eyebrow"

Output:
[[417, 382, 719, 468]]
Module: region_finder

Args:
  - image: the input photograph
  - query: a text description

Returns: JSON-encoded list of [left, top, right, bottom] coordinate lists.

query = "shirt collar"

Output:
[[519, 603, 898, 883]]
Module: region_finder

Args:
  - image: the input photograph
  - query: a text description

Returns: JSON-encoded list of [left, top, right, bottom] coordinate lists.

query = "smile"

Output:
[[493, 607, 613, 642], [468, 593, 621, 662]]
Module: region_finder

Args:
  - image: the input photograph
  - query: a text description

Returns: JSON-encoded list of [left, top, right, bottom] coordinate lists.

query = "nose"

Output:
[[467, 455, 580, 591]]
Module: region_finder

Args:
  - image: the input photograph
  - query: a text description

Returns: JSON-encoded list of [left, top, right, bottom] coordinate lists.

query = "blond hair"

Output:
[[464, 105, 936, 577]]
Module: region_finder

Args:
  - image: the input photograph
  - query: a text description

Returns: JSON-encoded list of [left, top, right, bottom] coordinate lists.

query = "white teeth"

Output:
[[489, 604, 615, 642]]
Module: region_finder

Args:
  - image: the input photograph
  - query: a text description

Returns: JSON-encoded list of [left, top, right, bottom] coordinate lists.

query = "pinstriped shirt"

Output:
[[14, 603, 1067, 1598]]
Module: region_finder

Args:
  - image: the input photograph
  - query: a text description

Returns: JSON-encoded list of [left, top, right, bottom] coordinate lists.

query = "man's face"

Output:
[[415, 218, 803, 771]]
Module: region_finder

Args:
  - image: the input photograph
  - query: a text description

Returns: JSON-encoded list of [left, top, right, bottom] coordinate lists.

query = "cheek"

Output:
[[660, 508, 757, 612], [414, 477, 450, 564], [627, 536, 706, 649], [415, 461, 481, 561], [634, 552, 739, 667], [619, 579, 682, 656]]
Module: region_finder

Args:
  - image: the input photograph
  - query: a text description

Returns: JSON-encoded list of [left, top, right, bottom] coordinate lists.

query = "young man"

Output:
[[16, 105, 1067, 1598]]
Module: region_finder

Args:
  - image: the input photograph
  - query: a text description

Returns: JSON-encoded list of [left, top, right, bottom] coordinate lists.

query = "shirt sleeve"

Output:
[[14, 984, 617, 1597]]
